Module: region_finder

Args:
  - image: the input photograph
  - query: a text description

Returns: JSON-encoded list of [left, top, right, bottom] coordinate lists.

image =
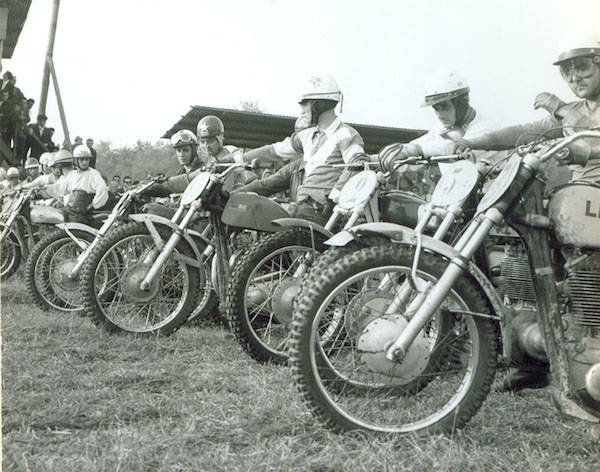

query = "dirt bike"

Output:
[[223, 159, 437, 364], [78, 164, 289, 335], [0, 187, 64, 280], [23, 177, 162, 312], [290, 130, 600, 436]]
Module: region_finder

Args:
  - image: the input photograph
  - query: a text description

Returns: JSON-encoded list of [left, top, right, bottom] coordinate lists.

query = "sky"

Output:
[[4, 0, 598, 147]]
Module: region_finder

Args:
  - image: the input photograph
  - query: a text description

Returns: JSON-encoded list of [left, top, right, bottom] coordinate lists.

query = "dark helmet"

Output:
[[197, 115, 225, 139]]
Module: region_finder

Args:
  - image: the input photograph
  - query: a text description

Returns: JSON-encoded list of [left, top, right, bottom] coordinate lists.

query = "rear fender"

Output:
[[326, 221, 509, 355], [128, 213, 207, 265], [272, 218, 334, 239], [55, 222, 99, 250]]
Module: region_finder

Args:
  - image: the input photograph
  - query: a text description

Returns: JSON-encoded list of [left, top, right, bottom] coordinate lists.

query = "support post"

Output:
[[47, 58, 70, 149], [38, 0, 61, 116]]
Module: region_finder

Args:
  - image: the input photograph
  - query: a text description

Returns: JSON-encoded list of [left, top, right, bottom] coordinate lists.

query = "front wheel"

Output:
[[290, 245, 499, 435], [0, 225, 22, 280], [25, 228, 96, 311], [224, 228, 326, 364], [80, 221, 200, 336]]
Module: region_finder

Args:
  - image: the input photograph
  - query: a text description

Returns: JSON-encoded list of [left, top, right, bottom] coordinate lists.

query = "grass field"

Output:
[[1, 274, 599, 472]]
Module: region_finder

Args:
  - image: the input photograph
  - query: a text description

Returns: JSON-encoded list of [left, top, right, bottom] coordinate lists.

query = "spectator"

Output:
[[86, 138, 97, 167], [25, 98, 34, 121], [122, 175, 132, 188], [73, 136, 83, 147], [27, 114, 48, 158], [43, 127, 58, 152]]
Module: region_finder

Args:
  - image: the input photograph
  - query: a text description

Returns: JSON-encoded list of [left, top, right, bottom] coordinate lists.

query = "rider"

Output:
[[451, 30, 600, 184], [236, 74, 365, 225], [5, 167, 20, 189], [196, 115, 257, 189], [450, 31, 600, 392], [39, 152, 54, 175], [378, 69, 498, 175], [24, 157, 40, 182], [45, 146, 109, 223], [171, 129, 202, 175]]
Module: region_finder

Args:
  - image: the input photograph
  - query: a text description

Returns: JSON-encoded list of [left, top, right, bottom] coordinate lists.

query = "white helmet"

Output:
[[422, 69, 470, 107], [553, 29, 600, 65], [25, 157, 40, 170], [39, 152, 54, 166], [52, 149, 74, 166], [73, 144, 92, 159], [7, 167, 19, 178], [299, 74, 342, 103]]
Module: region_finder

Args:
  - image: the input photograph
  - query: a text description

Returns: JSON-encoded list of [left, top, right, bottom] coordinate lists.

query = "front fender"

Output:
[[55, 222, 99, 250], [272, 218, 334, 239], [326, 221, 509, 356], [128, 213, 209, 262]]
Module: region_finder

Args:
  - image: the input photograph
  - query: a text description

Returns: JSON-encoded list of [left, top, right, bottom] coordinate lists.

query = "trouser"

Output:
[[291, 197, 334, 226]]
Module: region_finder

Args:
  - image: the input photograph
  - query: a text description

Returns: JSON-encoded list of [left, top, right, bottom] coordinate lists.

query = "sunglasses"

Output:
[[559, 56, 599, 79]]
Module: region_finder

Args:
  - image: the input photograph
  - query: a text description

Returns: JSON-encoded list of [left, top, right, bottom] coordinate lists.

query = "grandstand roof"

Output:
[[163, 105, 426, 154], [1, 0, 32, 59]]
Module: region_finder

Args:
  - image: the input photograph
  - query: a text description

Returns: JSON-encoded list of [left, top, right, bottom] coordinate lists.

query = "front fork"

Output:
[[140, 205, 198, 291], [384, 208, 503, 361]]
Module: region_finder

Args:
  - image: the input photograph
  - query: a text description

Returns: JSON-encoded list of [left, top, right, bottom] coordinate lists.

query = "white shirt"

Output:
[[46, 168, 109, 209]]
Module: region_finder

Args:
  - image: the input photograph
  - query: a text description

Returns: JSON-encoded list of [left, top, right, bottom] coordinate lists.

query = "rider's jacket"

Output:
[[470, 99, 600, 182], [272, 117, 365, 204], [46, 168, 109, 209], [413, 108, 498, 158], [235, 159, 303, 200], [18, 173, 57, 190]]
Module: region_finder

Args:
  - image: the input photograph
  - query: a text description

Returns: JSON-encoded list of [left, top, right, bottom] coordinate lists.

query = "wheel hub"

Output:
[[357, 313, 431, 382], [119, 263, 160, 303], [271, 277, 302, 325], [54, 259, 79, 290]]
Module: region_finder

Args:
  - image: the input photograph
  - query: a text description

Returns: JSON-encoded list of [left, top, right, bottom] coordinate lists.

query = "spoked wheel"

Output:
[[80, 222, 200, 335], [0, 227, 22, 280], [186, 255, 219, 325], [290, 245, 499, 435], [225, 229, 326, 364], [25, 229, 95, 311]]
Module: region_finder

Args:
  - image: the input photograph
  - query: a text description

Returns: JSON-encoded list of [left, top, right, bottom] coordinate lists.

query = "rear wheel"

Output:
[[25, 228, 95, 311], [225, 228, 326, 364], [290, 245, 499, 435], [80, 221, 200, 336]]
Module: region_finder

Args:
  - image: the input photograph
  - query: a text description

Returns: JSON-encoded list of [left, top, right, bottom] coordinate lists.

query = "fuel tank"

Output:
[[221, 192, 289, 232], [548, 183, 600, 249], [29, 205, 65, 224], [380, 191, 426, 228]]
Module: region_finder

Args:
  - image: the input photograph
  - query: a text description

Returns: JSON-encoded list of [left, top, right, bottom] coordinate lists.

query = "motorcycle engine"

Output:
[[563, 251, 600, 331], [487, 225, 537, 311]]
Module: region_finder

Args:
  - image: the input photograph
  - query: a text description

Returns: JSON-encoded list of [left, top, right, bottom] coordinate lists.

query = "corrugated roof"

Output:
[[2, 0, 32, 59], [163, 105, 426, 154]]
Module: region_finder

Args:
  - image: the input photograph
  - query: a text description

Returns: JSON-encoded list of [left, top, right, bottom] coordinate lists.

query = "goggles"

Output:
[[170, 130, 197, 147], [559, 56, 600, 79]]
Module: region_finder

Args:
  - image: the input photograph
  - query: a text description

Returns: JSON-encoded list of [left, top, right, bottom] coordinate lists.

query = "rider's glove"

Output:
[[378, 143, 408, 172], [556, 141, 592, 167], [533, 92, 566, 117]]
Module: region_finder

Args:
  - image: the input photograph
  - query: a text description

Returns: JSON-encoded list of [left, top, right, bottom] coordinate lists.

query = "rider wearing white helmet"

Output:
[[452, 29, 600, 183], [24, 157, 40, 181], [379, 69, 498, 174], [44, 146, 109, 222], [237, 74, 365, 224], [39, 152, 54, 175]]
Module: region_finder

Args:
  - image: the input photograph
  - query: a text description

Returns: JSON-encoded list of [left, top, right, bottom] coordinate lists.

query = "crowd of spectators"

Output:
[[0, 71, 59, 167], [0, 70, 99, 179]]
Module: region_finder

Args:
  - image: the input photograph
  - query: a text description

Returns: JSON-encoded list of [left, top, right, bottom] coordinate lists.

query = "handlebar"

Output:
[[538, 130, 600, 163]]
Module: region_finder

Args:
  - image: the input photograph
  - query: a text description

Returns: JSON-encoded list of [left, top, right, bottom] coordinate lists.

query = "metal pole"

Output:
[[38, 0, 60, 116], [47, 58, 70, 149]]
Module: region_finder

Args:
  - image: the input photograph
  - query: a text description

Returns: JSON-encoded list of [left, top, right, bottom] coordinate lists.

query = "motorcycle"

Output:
[[0, 187, 64, 280], [290, 131, 600, 435], [23, 177, 161, 312], [223, 158, 437, 364], [78, 164, 288, 336]]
